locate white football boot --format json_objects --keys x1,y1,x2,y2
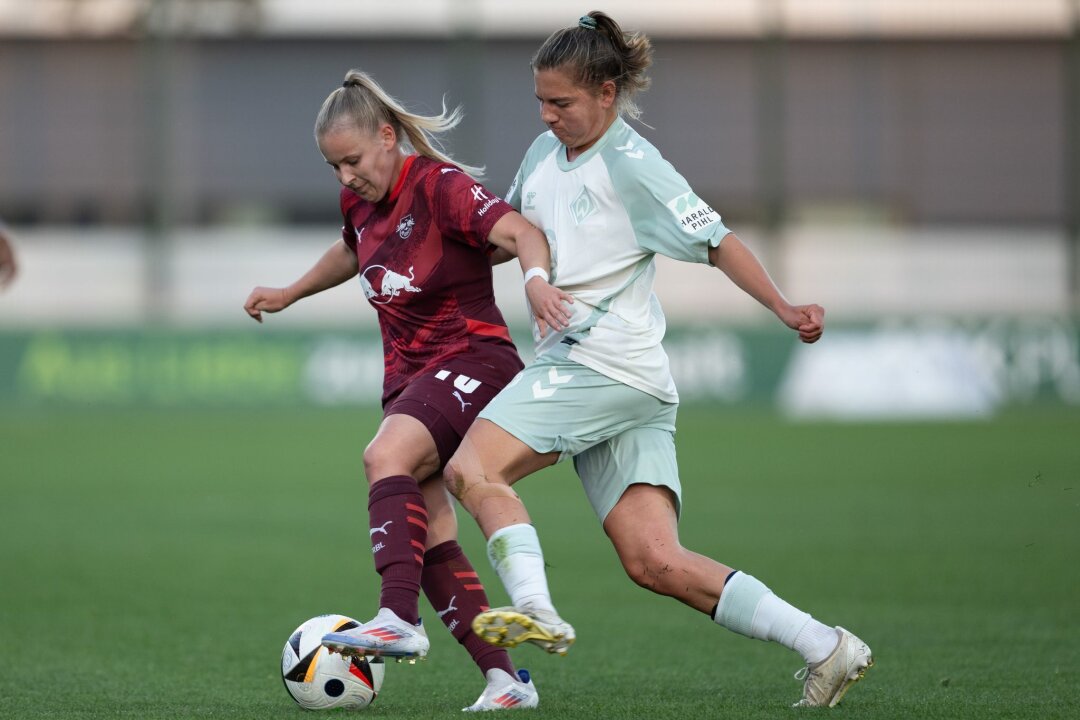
[
  {"x1": 792, "y1": 627, "x2": 873, "y2": 707},
  {"x1": 471, "y1": 606, "x2": 575, "y2": 656},
  {"x1": 321, "y1": 607, "x2": 429, "y2": 660},
  {"x1": 463, "y1": 668, "x2": 539, "y2": 712}
]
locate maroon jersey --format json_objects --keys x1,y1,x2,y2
[{"x1": 340, "y1": 155, "x2": 523, "y2": 405}]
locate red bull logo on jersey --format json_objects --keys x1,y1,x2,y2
[
  {"x1": 395, "y1": 214, "x2": 416, "y2": 238},
  {"x1": 667, "y1": 191, "x2": 719, "y2": 233},
  {"x1": 359, "y1": 264, "x2": 422, "y2": 304}
]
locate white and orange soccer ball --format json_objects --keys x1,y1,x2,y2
[{"x1": 281, "y1": 614, "x2": 386, "y2": 710}]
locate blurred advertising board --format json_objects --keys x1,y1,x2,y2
[{"x1": 1, "y1": 318, "x2": 1077, "y2": 418}]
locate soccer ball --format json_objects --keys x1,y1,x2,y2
[{"x1": 281, "y1": 614, "x2": 385, "y2": 710}]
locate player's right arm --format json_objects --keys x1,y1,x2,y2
[
  {"x1": 487, "y1": 211, "x2": 573, "y2": 337},
  {"x1": 244, "y1": 239, "x2": 358, "y2": 323},
  {"x1": 0, "y1": 221, "x2": 17, "y2": 290}
]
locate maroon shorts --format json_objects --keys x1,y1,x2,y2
[{"x1": 383, "y1": 363, "x2": 520, "y2": 467}]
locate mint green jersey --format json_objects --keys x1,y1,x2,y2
[{"x1": 506, "y1": 116, "x2": 730, "y2": 403}]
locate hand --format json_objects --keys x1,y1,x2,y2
[
  {"x1": 525, "y1": 277, "x2": 574, "y2": 338},
  {"x1": 244, "y1": 286, "x2": 291, "y2": 323},
  {"x1": 0, "y1": 232, "x2": 17, "y2": 290},
  {"x1": 779, "y1": 303, "x2": 825, "y2": 344}
]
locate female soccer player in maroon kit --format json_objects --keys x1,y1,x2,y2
[{"x1": 244, "y1": 69, "x2": 570, "y2": 712}]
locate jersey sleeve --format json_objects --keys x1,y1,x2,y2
[
  {"x1": 505, "y1": 163, "x2": 524, "y2": 211},
  {"x1": 430, "y1": 166, "x2": 514, "y2": 249},
  {"x1": 606, "y1": 148, "x2": 730, "y2": 265},
  {"x1": 505, "y1": 132, "x2": 559, "y2": 212}
]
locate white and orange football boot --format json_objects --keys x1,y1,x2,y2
[
  {"x1": 463, "y1": 668, "x2": 539, "y2": 712},
  {"x1": 321, "y1": 607, "x2": 429, "y2": 661}
]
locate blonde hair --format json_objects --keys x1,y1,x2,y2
[
  {"x1": 314, "y1": 69, "x2": 483, "y2": 178},
  {"x1": 532, "y1": 10, "x2": 653, "y2": 121}
]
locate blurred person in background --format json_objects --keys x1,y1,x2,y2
[
  {"x1": 0, "y1": 216, "x2": 17, "y2": 290},
  {"x1": 442, "y1": 10, "x2": 873, "y2": 709},
  {"x1": 243, "y1": 69, "x2": 570, "y2": 712}
]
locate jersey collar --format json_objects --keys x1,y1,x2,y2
[
  {"x1": 386, "y1": 154, "x2": 418, "y2": 203},
  {"x1": 556, "y1": 116, "x2": 624, "y2": 171}
]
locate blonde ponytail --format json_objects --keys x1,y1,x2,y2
[{"x1": 314, "y1": 69, "x2": 484, "y2": 179}]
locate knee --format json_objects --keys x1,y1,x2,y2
[
  {"x1": 443, "y1": 454, "x2": 518, "y2": 519},
  {"x1": 442, "y1": 456, "x2": 468, "y2": 502},
  {"x1": 361, "y1": 442, "x2": 387, "y2": 481},
  {"x1": 443, "y1": 448, "x2": 500, "y2": 500},
  {"x1": 363, "y1": 438, "x2": 420, "y2": 483},
  {"x1": 442, "y1": 455, "x2": 497, "y2": 504},
  {"x1": 620, "y1": 544, "x2": 682, "y2": 594}
]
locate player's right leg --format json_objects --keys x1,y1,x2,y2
[
  {"x1": 449, "y1": 357, "x2": 673, "y2": 656},
  {"x1": 322, "y1": 413, "x2": 440, "y2": 660},
  {"x1": 418, "y1": 478, "x2": 539, "y2": 708},
  {"x1": 443, "y1": 419, "x2": 574, "y2": 654},
  {"x1": 470, "y1": 603, "x2": 577, "y2": 656}
]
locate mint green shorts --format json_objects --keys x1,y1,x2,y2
[{"x1": 478, "y1": 357, "x2": 681, "y2": 523}]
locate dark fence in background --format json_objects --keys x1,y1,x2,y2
[{"x1": 0, "y1": 36, "x2": 1066, "y2": 227}]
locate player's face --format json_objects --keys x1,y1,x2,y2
[
  {"x1": 534, "y1": 67, "x2": 617, "y2": 159},
  {"x1": 318, "y1": 123, "x2": 403, "y2": 203}
]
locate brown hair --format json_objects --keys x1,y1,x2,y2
[
  {"x1": 314, "y1": 69, "x2": 483, "y2": 178},
  {"x1": 531, "y1": 10, "x2": 653, "y2": 121}
]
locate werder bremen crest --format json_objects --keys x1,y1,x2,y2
[{"x1": 570, "y1": 186, "x2": 598, "y2": 225}]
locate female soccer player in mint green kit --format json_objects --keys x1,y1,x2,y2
[{"x1": 443, "y1": 11, "x2": 873, "y2": 708}]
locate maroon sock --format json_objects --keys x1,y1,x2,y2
[
  {"x1": 422, "y1": 540, "x2": 516, "y2": 678},
  {"x1": 368, "y1": 475, "x2": 427, "y2": 625}
]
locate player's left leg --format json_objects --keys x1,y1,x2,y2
[
  {"x1": 601, "y1": 483, "x2": 729, "y2": 612},
  {"x1": 418, "y1": 478, "x2": 537, "y2": 711},
  {"x1": 591, "y1": 430, "x2": 872, "y2": 707},
  {"x1": 463, "y1": 668, "x2": 539, "y2": 712}
]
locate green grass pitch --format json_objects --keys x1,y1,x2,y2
[{"x1": 1, "y1": 407, "x2": 1078, "y2": 719}]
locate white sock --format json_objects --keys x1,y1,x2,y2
[
  {"x1": 713, "y1": 571, "x2": 838, "y2": 664},
  {"x1": 792, "y1": 618, "x2": 840, "y2": 665},
  {"x1": 486, "y1": 524, "x2": 556, "y2": 613}
]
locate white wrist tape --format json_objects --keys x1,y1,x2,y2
[{"x1": 523, "y1": 267, "x2": 549, "y2": 284}]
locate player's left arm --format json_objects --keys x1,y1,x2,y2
[
  {"x1": 708, "y1": 232, "x2": 824, "y2": 344},
  {"x1": 488, "y1": 211, "x2": 573, "y2": 336},
  {"x1": 488, "y1": 246, "x2": 516, "y2": 265}
]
